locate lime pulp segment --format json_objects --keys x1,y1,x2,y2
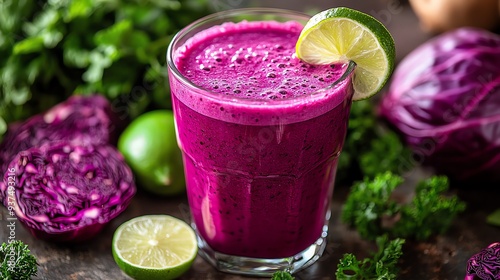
[{"x1": 296, "y1": 7, "x2": 396, "y2": 100}]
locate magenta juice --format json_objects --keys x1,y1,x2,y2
[{"x1": 169, "y1": 20, "x2": 354, "y2": 259}]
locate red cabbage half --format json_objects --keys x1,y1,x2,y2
[
  {"x1": 465, "y1": 242, "x2": 500, "y2": 280},
  {"x1": 380, "y1": 28, "x2": 500, "y2": 182},
  {"x1": 0, "y1": 143, "x2": 136, "y2": 242},
  {"x1": 0, "y1": 95, "x2": 120, "y2": 175}
]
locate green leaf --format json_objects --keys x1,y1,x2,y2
[
  {"x1": 336, "y1": 253, "x2": 362, "y2": 279},
  {"x1": 42, "y1": 30, "x2": 64, "y2": 48},
  {"x1": 93, "y1": 20, "x2": 133, "y2": 47},
  {"x1": 271, "y1": 271, "x2": 295, "y2": 280},
  {"x1": 360, "y1": 131, "x2": 413, "y2": 178},
  {"x1": 82, "y1": 50, "x2": 113, "y2": 82},
  {"x1": 116, "y1": 4, "x2": 170, "y2": 30},
  {"x1": 10, "y1": 87, "x2": 32, "y2": 105},
  {"x1": 395, "y1": 176, "x2": 466, "y2": 240},
  {"x1": 83, "y1": 63, "x2": 104, "y2": 83},
  {"x1": 74, "y1": 83, "x2": 99, "y2": 95},
  {"x1": 0, "y1": 240, "x2": 38, "y2": 279},
  {"x1": 13, "y1": 36, "x2": 44, "y2": 54},
  {"x1": 64, "y1": 47, "x2": 91, "y2": 68},
  {"x1": 0, "y1": 117, "x2": 6, "y2": 135},
  {"x1": 24, "y1": 8, "x2": 61, "y2": 36},
  {"x1": 336, "y1": 236, "x2": 405, "y2": 280},
  {"x1": 66, "y1": 0, "x2": 94, "y2": 21},
  {"x1": 342, "y1": 172, "x2": 466, "y2": 241},
  {"x1": 130, "y1": 30, "x2": 151, "y2": 52},
  {"x1": 341, "y1": 172, "x2": 403, "y2": 240},
  {"x1": 487, "y1": 209, "x2": 500, "y2": 227},
  {"x1": 26, "y1": 57, "x2": 44, "y2": 83},
  {"x1": 148, "y1": 0, "x2": 181, "y2": 10},
  {"x1": 0, "y1": 0, "x2": 36, "y2": 34},
  {"x1": 149, "y1": 14, "x2": 173, "y2": 36}
]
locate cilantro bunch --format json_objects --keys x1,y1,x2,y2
[{"x1": 0, "y1": 0, "x2": 212, "y2": 134}]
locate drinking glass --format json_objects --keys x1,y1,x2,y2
[{"x1": 167, "y1": 8, "x2": 356, "y2": 276}]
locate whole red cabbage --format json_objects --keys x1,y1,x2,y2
[
  {"x1": 465, "y1": 242, "x2": 500, "y2": 280},
  {"x1": 0, "y1": 95, "x2": 120, "y2": 175},
  {"x1": 0, "y1": 143, "x2": 136, "y2": 242},
  {"x1": 380, "y1": 28, "x2": 500, "y2": 182}
]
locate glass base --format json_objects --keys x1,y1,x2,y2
[{"x1": 195, "y1": 224, "x2": 328, "y2": 277}]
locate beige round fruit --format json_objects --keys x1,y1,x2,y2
[{"x1": 409, "y1": 0, "x2": 500, "y2": 33}]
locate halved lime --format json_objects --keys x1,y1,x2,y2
[
  {"x1": 112, "y1": 215, "x2": 198, "y2": 280},
  {"x1": 296, "y1": 7, "x2": 396, "y2": 100}
]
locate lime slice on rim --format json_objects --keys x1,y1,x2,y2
[
  {"x1": 296, "y1": 7, "x2": 396, "y2": 100},
  {"x1": 112, "y1": 215, "x2": 198, "y2": 280}
]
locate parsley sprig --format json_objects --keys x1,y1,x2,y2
[
  {"x1": 336, "y1": 235, "x2": 405, "y2": 280},
  {"x1": 271, "y1": 271, "x2": 295, "y2": 280},
  {"x1": 341, "y1": 172, "x2": 466, "y2": 241},
  {"x1": 0, "y1": 240, "x2": 38, "y2": 280}
]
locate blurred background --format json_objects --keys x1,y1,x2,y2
[
  {"x1": 0, "y1": 0, "x2": 425, "y2": 134},
  {"x1": 2, "y1": 0, "x2": 499, "y2": 132},
  {"x1": 209, "y1": 0, "x2": 426, "y2": 62}
]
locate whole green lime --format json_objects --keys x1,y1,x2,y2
[{"x1": 118, "y1": 110, "x2": 185, "y2": 196}]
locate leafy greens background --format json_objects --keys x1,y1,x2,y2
[{"x1": 0, "y1": 0, "x2": 212, "y2": 133}]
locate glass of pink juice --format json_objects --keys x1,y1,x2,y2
[{"x1": 167, "y1": 8, "x2": 355, "y2": 276}]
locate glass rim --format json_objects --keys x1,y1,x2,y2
[{"x1": 166, "y1": 7, "x2": 356, "y2": 105}]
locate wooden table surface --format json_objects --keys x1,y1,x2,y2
[{"x1": 1, "y1": 1, "x2": 499, "y2": 280}]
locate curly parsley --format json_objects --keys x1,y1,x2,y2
[
  {"x1": 336, "y1": 235, "x2": 405, "y2": 280},
  {"x1": 271, "y1": 271, "x2": 294, "y2": 280},
  {"x1": 0, "y1": 240, "x2": 38, "y2": 280},
  {"x1": 341, "y1": 172, "x2": 466, "y2": 241}
]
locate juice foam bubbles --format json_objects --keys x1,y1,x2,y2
[
  {"x1": 173, "y1": 20, "x2": 351, "y2": 125},
  {"x1": 169, "y1": 20, "x2": 354, "y2": 258}
]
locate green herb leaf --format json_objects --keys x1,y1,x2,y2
[
  {"x1": 66, "y1": 0, "x2": 94, "y2": 21},
  {"x1": 0, "y1": 240, "x2": 38, "y2": 280},
  {"x1": 271, "y1": 271, "x2": 295, "y2": 280},
  {"x1": 394, "y1": 176, "x2": 466, "y2": 240},
  {"x1": 0, "y1": 117, "x2": 6, "y2": 135},
  {"x1": 360, "y1": 131, "x2": 413, "y2": 177},
  {"x1": 341, "y1": 172, "x2": 466, "y2": 241},
  {"x1": 0, "y1": 0, "x2": 214, "y2": 134},
  {"x1": 341, "y1": 172, "x2": 402, "y2": 239},
  {"x1": 63, "y1": 40, "x2": 91, "y2": 68},
  {"x1": 336, "y1": 235, "x2": 405, "y2": 280},
  {"x1": 486, "y1": 208, "x2": 500, "y2": 227},
  {"x1": 13, "y1": 36, "x2": 45, "y2": 54},
  {"x1": 337, "y1": 100, "x2": 412, "y2": 182}
]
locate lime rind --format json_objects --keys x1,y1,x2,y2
[{"x1": 296, "y1": 7, "x2": 395, "y2": 100}]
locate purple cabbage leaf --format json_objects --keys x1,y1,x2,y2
[
  {"x1": 0, "y1": 95, "x2": 121, "y2": 175},
  {"x1": 0, "y1": 143, "x2": 136, "y2": 242},
  {"x1": 466, "y1": 242, "x2": 500, "y2": 280},
  {"x1": 380, "y1": 27, "x2": 500, "y2": 182}
]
